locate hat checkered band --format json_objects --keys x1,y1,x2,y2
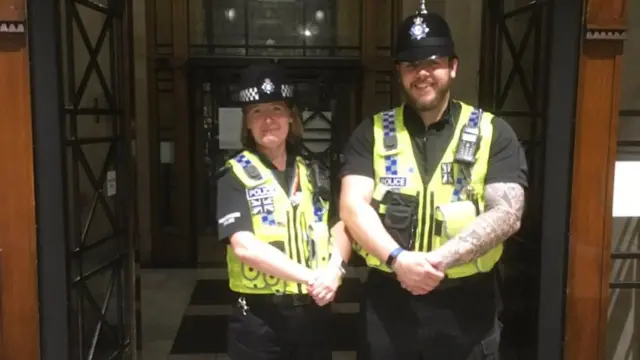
[
  {"x1": 238, "y1": 83, "x2": 295, "y2": 103},
  {"x1": 281, "y1": 84, "x2": 294, "y2": 98},
  {"x1": 239, "y1": 87, "x2": 260, "y2": 103}
]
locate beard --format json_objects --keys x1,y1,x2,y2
[{"x1": 402, "y1": 78, "x2": 452, "y2": 112}]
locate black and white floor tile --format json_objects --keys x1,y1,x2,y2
[{"x1": 140, "y1": 266, "x2": 366, "y2": 360}]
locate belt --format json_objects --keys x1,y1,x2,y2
[
  {"x1": 369, "y1": 268, "x2": 493, "y2": 291},
  {"x1": 239, "y1": 293, "x2": 313, "y2": 307}
]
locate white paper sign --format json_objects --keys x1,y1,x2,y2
[
  {"x1": 612, "y1": 161, "x2": 640, "y2": 217},
  {"x1": 219, "y1": 108, "x2": 243, "y2": 150},
  {"x1": 160, "y1": 141, "x2": 174, "y2": 164},
  {"x1": 106, "y1": 170, "x2": 117, "y2": 197}
]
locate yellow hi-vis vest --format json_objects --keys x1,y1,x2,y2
[
  {"x1": 355, "y1": 101, "x2": 503, "y2": 278},
  {"x1": 225, "y1": 150, "x2": 331, "y2": 294}
]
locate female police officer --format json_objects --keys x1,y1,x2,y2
[{"x1": 216, "y1": 62, "x2": 352, "y2": 360}]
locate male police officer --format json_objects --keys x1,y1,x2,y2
[{"x1": 339, "y1": 2, "x2": 528, "y2": 359}]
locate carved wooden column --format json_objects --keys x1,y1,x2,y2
[
  {"x1": 0, "y1": 1, "x2": 40, "y2": 359},
  {"x1": 564, "y1": 0, "x2": 628, "y2": 359}
]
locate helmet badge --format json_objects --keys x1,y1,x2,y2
[
  {"x1": 410, "y1": 16, "x2": 429, "y2": 41},
  {"x1": 261, "y1": 78, "x2": 275, "y2": 94}
]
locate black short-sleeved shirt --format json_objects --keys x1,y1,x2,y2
[
  {"x1": 340, "y1": 100, "x2": 529, "y2": 189},
  {"x1": 216, "y1": 150, "x2": 337, "y2": 243}
]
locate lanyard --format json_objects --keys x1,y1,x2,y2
[{"x1": 288, "y1": 162, "x2": 300, "y2": 200}]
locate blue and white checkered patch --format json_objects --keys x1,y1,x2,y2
[
  {"x1": 381, "y1": 110, "x2": 398, "y2": 176},
  {"x1": 235, "y1": 153, "x2": 253, "y2": 168},
  {"x1": 260, "y1": 213, "x2": 277, "y2": 226}
]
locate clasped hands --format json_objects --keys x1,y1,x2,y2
[
  {"x1": 392, "y1": 251, "x2": 446, "y2": 295},
  {"x1": 306, "y1": 265, "x2": 343, "y2": 307}
]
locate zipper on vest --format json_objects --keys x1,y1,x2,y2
[
  {"x1": 417, "y1": 189, "x2": 428, "y2": 251},
  {"x1": 426, "y1": 191, "x2": 435, "y2": 252},
  {"x1": 291, "y1": 205, "x2": 303, "y2": 293},
  {"x1": 286, "y1": 209, "x2": 301, "y2": 293}
]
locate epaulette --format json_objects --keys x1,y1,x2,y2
[
  {"x1": 214, "y1": 149, "x2": 246, "y2": 180},
  {"x1": 214, "y1": 164, "x2": 231, "y2": 181}
]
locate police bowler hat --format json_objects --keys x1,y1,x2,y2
[
  {"x1": 394, "y1": 9, "x2": 456, "y2": 63},
  {"x1": 237, "y1": 63, "x2": 295, "y2": 105}
]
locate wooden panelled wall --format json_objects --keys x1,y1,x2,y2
[
  {"x1": 143, "y1": 0, "x2": 402, "y2": 266},
  {"x1": 0, "y1": 0, "x2": 40, "y2": 359},
  {"x1": 565, "y1": 0, "x2": 628, "y2": 359}
]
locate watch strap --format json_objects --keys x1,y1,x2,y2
[{"x1": 385, "y1": 247, "x2": 404, "y2": 268}]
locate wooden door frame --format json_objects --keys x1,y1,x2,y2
[
  {"x1": 475, "y1": 0, "x2": 628, "y2": 358},
  {"x1": 27, "y1": 0, "x2": 139, "y2": 357},
  {"x1": 25, "y1": 0, "x2": 71, "y2": 359},
  {"x1": 0, "y1": 0, "x2": 40, "y2": 359},
  {"x1": 564, "y1": 0, "x2": 628, "y2": 359}
]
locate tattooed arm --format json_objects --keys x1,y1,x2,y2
[{"x1": 431, "y1": 182, "x2": 526, "y2": 269}]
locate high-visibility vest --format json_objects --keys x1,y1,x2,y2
[
  {"x1": 354, "y1": 101, "x2": 503, "y2": 278},
  {"x1": 226, "y1": 151, "x2": 331, "y2": 294}
]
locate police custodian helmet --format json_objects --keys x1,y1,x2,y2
[
  {"x1": 237, "y1": 63, "x2": 296, "y2": 105},
  {"x1": 394, "y1": 0, "x2": 456, "y2": 62}
]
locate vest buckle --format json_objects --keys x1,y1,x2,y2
[
  {"x1": 244, "y1": 165, "x2": 262, "y2": 180},
  {"x1": 383, "y1": 135, "x2": 398, "y2": 150}
]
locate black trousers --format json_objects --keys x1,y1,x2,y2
[
  {"x1": 359, "y1": 270, "x2": 502, "y2": 360},
  {"x1": 227, "y1": 294, "x2": 332, "y2": 360}
]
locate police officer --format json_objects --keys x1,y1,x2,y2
[
  {"x1": 216, "y1": 62, "x2": 352, "y2": 360},
  {"x1": 339, "y1": 2, "x2": 528, "y2": 359}
]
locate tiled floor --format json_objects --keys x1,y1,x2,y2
[
  {"x1": 139, "y1": 269, "x2": 199, "y2": 360},
  {"x1": 139, "y1": 267, "x2": 364, "y2": 360},
  {"x1": 138, "y1": 267, "x2": 530, "y2": 360},
  {"x1": 164, "y1": 353, "x2": 357, "y2": 360}
]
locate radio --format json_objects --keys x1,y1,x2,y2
[
  {"x1": 454, "y1": 124, "x2": 481, "y2": 165},
  {"x1": 309, "y1": 161, "x2": 331, "y2": 201}
]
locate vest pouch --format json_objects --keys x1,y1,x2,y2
[
  {"x1": 308, "y1": 161, "x2": 331, "y2": 201},
  {"x1": 380, "y1": 191, "x2": 419, "y2": 250},
  {"x1": 306, "y1": 222, "x2": 330, "y2": 268},
  {"x1": 433, "y1": 201, "x2": 477, "y2": 245}
]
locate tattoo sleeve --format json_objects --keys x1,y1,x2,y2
[{"x1": 435, "y1": 182, "x2": 526, "y2": 269}]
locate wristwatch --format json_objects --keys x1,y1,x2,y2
[{"x1": 385, "y1": 247, "x2": 404, "y2": 268}]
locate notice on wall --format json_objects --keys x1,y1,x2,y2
[
  {"x1": 106, "y1": 170, "x2": 117, "y2": 197},
  {"x1": 219, "y1": 107, "x2": 243, "y2": 150},
  {"x1": 612, "y1": 161, "x2": 640, "y2": 217},
  {"x1": 160, "y1": 141, "x2": 174, "y2": 164}
]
